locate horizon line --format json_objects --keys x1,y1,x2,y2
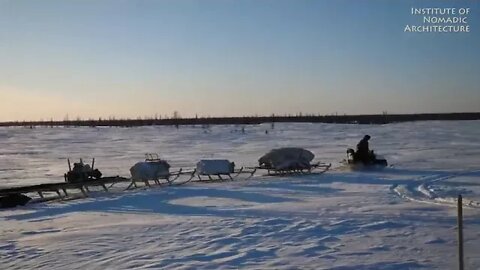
[
  {"x1": 1, "y1": 110, "x2": 480, "y2": 123},
  {"x1": 1, "y1": 112, "x2": 479, "y2": 127}
]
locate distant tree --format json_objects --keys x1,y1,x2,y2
[
  {"x1": 173, "y1": 111, "x2": 181, "y2": 119},
  {"x1": 382, "y1": 111, "x2": 389, "y2": 124}
]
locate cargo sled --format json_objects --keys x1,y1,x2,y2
[
  {"x1": 252, "y1": 148, "x2": 331, "y2": 175},
  {"x1": 193, "y1": 159, "x2": 256, "y2": 181},
  {"x1": 0, "y1": 159, "x2": 129, "y2": 207},
  {"x1": 65, "y1": 158, "x2": 102, "y2": 183},
  {"x1": 127, "y1": 154, "x2": 195, "y2": 189},
  {"x1": 64, "y1": 158, "x2": 129, "y2": 193}
]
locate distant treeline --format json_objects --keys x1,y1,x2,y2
[{"x1": 1, "y1": 112, "x2": 479, "y2": 127}]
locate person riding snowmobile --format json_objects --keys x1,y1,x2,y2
[{"x1": 356, "y1": 135, "x2": 374, "y2": 164}]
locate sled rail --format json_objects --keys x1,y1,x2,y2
[
  {"x1": 249, "y1": 162, "x2": 331, "y2": 176},
  {"x1": 191, "y1": 166, "x2": 257, "y2": 182},
  {"x1": 0, "y1": 176, "x2": 130, "y2": 200},
  {"x1": 126, "y1": 168, "x2": 197, "y2": 189}
]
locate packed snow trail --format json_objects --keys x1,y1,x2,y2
[{"x1": 391, "y1": 169, "x2": 480, "y2": 208}]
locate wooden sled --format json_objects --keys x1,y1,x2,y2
[
  {"x1": 250, "y1": 162, "x2": 331, "y2": 176},
  {"x1": 192, "y1": 167, "x2": 257, "y2": 182},
  {"x1": 126, "y1": 154, "x2": 196, "y2": 189},
  {"x1": 181, "y1": 159, "x2": 257, "y2": 184},
  {"x1": 0, "y1": 176, "x2": 130, "y2": 204},
  {"x1": 126, "y1": 168, "x2": 196, "y2": 190}
]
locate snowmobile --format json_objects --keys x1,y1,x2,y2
[{"x1": 344, "y1": 148, "x2": 388, "y2": 170}]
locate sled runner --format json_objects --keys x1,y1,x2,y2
[
  {"x1": 0, "y1": 175, "x2": 130, "y2": 207},
  {"x1": 253, "y1": 162, "x2": 331, "y2": 176}
]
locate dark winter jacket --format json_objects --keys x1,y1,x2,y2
[{"x1": 356, "y1": 138, "x2": 370, "y2": 155}]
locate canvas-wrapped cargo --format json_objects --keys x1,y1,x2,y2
[
  {"x1": 196, "y1": 160, "x2": 235, "y2": 175},
  {"x1": 130, "y1": 160, "x2": 171, "y2": 181},
  {"x1": 258, "y1": 147, "x2": 315, "y2": 170}
]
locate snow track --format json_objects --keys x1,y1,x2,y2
[
  {"x1": 391, "y1": 170, "x2": 480, "y2": 208},
  {"x1": 0, "y1": 176, "x2": 460, "y2": 269}
]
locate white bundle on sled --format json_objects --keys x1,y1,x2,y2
[
  {"x1": 130, "y1": 160, "x2": 171, "y2": 181},
  {"x1": 259, "y1": 147, "x2": 315, "y2": 170},
  {"x1": 196, "y1": 159, "x2": 235, "y2": 175}
]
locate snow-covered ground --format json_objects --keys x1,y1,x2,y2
[{"x1": 1, "y1": 121, "x2": 480, "y2": 269}]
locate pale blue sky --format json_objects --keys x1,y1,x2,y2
[{"x1": 1, "y1": 0, "x2": 479, "y2": 121}]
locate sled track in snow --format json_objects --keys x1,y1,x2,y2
[{"x1": 391, "y1": 170, "x2": 480, "y2": 208}]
